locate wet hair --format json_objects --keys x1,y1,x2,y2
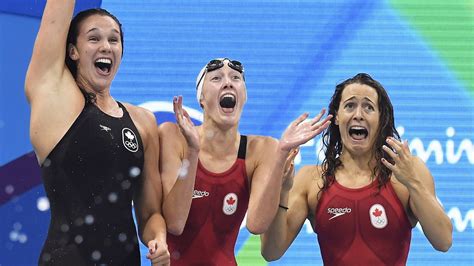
[
  {"x1": 320, "y1": 73, "x2": 400, "y2": 192},
  {"x1": 65, "y1": 8, "x2": 124, "y2": 102}
]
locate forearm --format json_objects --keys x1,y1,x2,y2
[
  {"x1": 247, "y1": 148, "x2": 288, "y2": 234},
  {"x1": 261, "y1": 190, "x2": 290, "y2": 261},
  {"x1": 162, "y1": 149, "x2": 199, "y2": 235},
  {"x1": 141, "y1": 212, "x2": 167, "y2": 245},
  {"x1": 408, "y1": 182, "x2": 452, "y2": 251}
]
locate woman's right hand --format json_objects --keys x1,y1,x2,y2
[{"x1": 173, "y1": 96, "x2": 200, "y2": 152}]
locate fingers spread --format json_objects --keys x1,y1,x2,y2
[
  {"x1": 293, "y1": 113, "x2": 309, "y2": 127},
  {"x1": 310, "y1": 108, "x2": 326, "y2": 125}
]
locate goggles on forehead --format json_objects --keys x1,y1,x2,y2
[{"x1": 196, "y1": 58, "x2": 244, "y2": 90}]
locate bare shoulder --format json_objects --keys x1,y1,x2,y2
[
  {"x1": 123, "y1": 103, "x2": 156, "y2": 128},
  {"x1": 158, "y1": 121, "x2": 181, "y2": 137},
  {"x1": 247, "y1": 135, "x2": 278, "y2": 152},
  {"x1": 295, "y1": 165, "x2": 323, "y2": 187}
]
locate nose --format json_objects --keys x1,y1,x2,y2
[
  {"x1": 223, "y1": 76, "x2": 233, "y2": 88},
  {"x1": 99, "y1": 40, "x2": 111, "y2": 53},
  {"x1": 353, "y1": 106, "x2": 364, "y2": 121}
]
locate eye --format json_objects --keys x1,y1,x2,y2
[
  {"x1": 344, "y1": 102, "x2": 354, "y2": 109},
  {"x1": 89, "y1": 36, "x2": 99, "y2": 42},
  {"x1": 109, "y1": 37, "x2": 119, "y2": 43},
  {"x1": 232, "y1": 75, "x2": 241, "y2": 80},
  {"x1": 364, "y1": 103, "x2": 375, "y2": 111},
  {"x1": 210, "y1": 76, "x2": 221, "y2": 81}
]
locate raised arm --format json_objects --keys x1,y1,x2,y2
[
  {"x1": 382, "y1": 138, "x2": 452, "y2": 251},
  {"x1": 260, "y1": 165, "x2": 315, "y2": 261},
  {"x1": 159, "y1": 96, "x2": 200, "y2": 235},
  {"x1": 133, "y1": 109, "x2": 170, "y2": 265},
  {"x1": 25, "y1": 0, "x2": 74, "y2": 95},
  {"x1": 246, "y1": 111, "x2": 332, "y2": 234},
  {"x1": 25, "y1": 0, "x2": 85, "y2": 164}
]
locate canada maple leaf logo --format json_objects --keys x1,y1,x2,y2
[
  {"x1": 125, "y1": 131, "x2": 135, "y2": 140},
  {"x1": 226, "y1": 197, "x2": 236, "y2": 205},
  {"x1": 372, "y1": 208, "x2": 383, "y2": 217}
]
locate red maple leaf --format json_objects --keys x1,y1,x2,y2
[
  {"x1": 372, "y1": 208, "x2": 382, "y2": 217},
  {"x1": 226, "y1": 197, "x2": 236, "y2": 205}
]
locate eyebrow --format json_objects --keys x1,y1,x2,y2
[
  {"x1": 86, "y1": 28, "x2": 120, "y2": 35},
  {"x1": 342, "y1": 96, "x2": 376, "y2": 105}
]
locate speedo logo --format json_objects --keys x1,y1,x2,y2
[
  {"x1": 327, "y1": 207, "x2": 352, "y2": 220},
  {"x1": 192, "y1": 190, "x2": 210, "y2": 199}
]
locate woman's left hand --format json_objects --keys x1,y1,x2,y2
[
  {"x1": 146, "y1": 239, "x2": 170, "y2": 265},
  {"x1": 381, "y1": 137, "x2": 416, "y2": 187}
]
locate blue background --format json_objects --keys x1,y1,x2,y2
[{"x1": 0, "y1": 0, "x2": 472, "y2": 265}]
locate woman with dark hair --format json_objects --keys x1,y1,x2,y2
[
  {"x1": 25, "y1": 1, "x2": 169, "y2": 265},
  {"x1": 261, "y1": 73, "x2": 452, "y2": 265}
]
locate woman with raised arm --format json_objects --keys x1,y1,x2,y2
[
  {"x1": 25, "y1": 1, "x2": 169, "y2": 265},
  {"x1": 261, "y1": 73, "x2": 452, "y2": 265}
]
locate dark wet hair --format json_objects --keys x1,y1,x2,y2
[
  {"x1": 320, "y1": 73, "x2": 400, "y2": 192},
  {"x1": 65, "y1": 8, "x2": 124, "y2": 102}
]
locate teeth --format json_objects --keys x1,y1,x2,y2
[
  {"x1": 350, "y1": 126, "x2": 366, "y2": 130},
  {"x1": 96, "y1": 58, "x2": 111, "y2": 64},
  {"x1": 221, "y1": 93, "x2": 235, "y2": 100}
]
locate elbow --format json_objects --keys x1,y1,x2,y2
[
  {"x1": 433, "y1": 223, "x2": 453, "y2": 252},
  {"x1": 246, "y1": 222, "x2": 268, "y2": 235},
  {"x1": 166, "y1": 221, "x2": 185, "y2": 236},
  {"x1": 261, "y1": 244, "x2": 284, "y2": 262},
  {"x1": 261, "y1": 251, "x2": 282, "y2": 262},
  {"x1": 434, "y1": 238, "x2": 452, "y2": 252},
  {"x1": 246, "y1": 214, "x2": 270, "y2": 235}
]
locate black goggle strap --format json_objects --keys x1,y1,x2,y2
[
  {"x1": 207, "y1": 58, "x2": 244, "y2": 73},
  {"x1": 196, "y1": 59, "x2": 245, "y2": 90}
]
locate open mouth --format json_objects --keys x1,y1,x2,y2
[
  {"x1": 349, "y1": 126, "x2": 368, "y2": 140},
  {"x1": 219, "y1": 93, "x2": 236, "y2": 113},
  {"x1": 95, "y1": 58, "x2": 112, "y2": 75}
]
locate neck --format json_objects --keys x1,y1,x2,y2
[
  {"x1": 339, "y1": 149, "x2": 376, "y2": 177},
  {"x1": 198, "y1": 122, "x2": 240, "y2": 157},
  {"x1": 77, "y1": 78, "x2": 116, "y2": 107}
]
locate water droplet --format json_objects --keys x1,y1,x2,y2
[
  {"x1": 206, "y1": 130, "x2": 214, "y2": 140},
  {"x1": 129, "y1": 167, "x2": 141, "y2": 178},
  {"x1": 5, "y1": 185, "x2": 14, "y2": 195},
  {"x1": 42, "y1": 253, "x2": 51, "y2": 262},
  {"x1": 13, "y1": 222, "x2": 22, "y2": 231},
  {"x1": 9, "y1": 231, "x2": 19, "y2": 241},
  {"x1": 37, "y1": 197, "x2": 50, "y2": 212},
  {"x1": 108, "y1": 193, "x2": 118, "y2": 203},
  {"x1": 74, "y1": 235, "x2": 83, "y2": 244},
  {"x1": 60, "y1": 224, "x2": 70, "y2": 232},
  {"x1": 85, "y1": 215, "x2": 94, "y2": 225},
  {"x1": 18, "y1": 234, "x2": 28, "y2": 243},
  {"x1": 121, "y1": 180, "x2": 131, "y2": 190},
  {"x1": 91, "y1": 250, "x2": 101, "y2": 261},
  {"x1": 118, "y1": 233, "x2": 127, "y2": 242},
  {"x1": 178, "y1": 159, "x2": 190, "y2": 179},
  {"x1": 43, "y1": 158, "x2": 51, "y2": 167}
]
